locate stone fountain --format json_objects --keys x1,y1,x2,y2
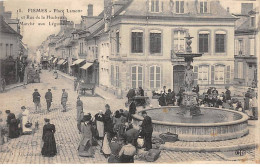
[{"x1": 176, "y1": 34, "x2": 202, "y2": 117}]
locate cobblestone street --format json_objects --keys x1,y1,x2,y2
[{"x1": 0, "y1": 70, "x2": 258, "y2": 163}]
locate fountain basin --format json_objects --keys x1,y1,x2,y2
[{"x1": 132, "y1": 106, "x2": 249, "y2": 142}]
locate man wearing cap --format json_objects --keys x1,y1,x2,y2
[
  {"x1": 140, "y1": 111, "x2": 153, "y2": 151},
  {"x1": 45, "y1": 89, "x2": 53, "y2": 112},
  {"x1": 33, "y1": 89, "x2": 41, "y2": 113},
  {"x1": 61, "y1": 89, "x2": 68, "y2": 112},
  {"x1": 76, "y1": 96, "x2": 84, "y2": 132}
]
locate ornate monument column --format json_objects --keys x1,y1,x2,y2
[{"x1": 176, "y1": 34, "x2": 202, "y2": 116}]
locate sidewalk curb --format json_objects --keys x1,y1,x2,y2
[
  {"x1": 1, "y1": 83, "x2": 24, "y2": 93},
  {"x1": 56, "y1": 71, "x2": 109, "y2": 100}
]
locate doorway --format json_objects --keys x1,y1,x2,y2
[{"x1": 173, "y1": 65, "x2": 185, "y2": 93}]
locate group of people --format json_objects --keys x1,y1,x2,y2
[
  {"x1": 75, "y1": 100, "x2": 153, "y2": 163},
  {"x1": 0, "y1": 106, "x2": 33, "y2": 145},
  {"x1": 32, "y1": 88, "x2": 68, "y2": 113}
]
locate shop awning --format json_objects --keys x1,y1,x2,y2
[
  {"x1": 71, "y1": 59, "x2": 85, "y2": 66},
  {"x1": 62, "y1": 61, "x2": 68, "y2": 65},
  {"x1": 52, "y1": 58, "x2": 58, "y2": 63},
  {"x1": 80, "y1": 62, "x2": 93, "y2": 70},
  {"x1": 57, "y1": 59, "x2": 65, "y2": 65}
]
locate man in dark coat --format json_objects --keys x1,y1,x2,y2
[
  {"x1": 166, "y1": 89, "x2": 175, "y2": 106},
  {"x1": 225, "y1": 88, "x2": 231, "y2": 101},
  {"x1": 140, "y1": 111, "x2": 153, "y2": 151},
  {"x1": 129, "y1": 101, "x2": 136, "y2": 122},
  {"x1": 126, "y1": 88, "x2": 136, "y2": 103},
  {"x1": 45, "y1": 89, "x2": 52, "y2": 112},
  {"x1": 33, "y1": 89, "x2": 41, "y2": 113}
]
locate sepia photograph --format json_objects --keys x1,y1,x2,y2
[{"x1": 0, "y1": 0, "x2": 259, "y2": 164}]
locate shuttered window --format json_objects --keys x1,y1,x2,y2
[
  {"x1": 111, "y1": 65, "x2": 114, "y2": 86},
  {"x1": 199, "y1": 32, "x2": 209, "y2": 53},
  {"x1": 132, "y1": 31, "x2": 143, "y2": 53},
  {"x1": 116, "y1": 66, "x2": 119, "y2": 87},
  {"x1": 116, "y1": 31, "x2": 120, "y2": 53},
  {"x1": 198, "y1": 65, "x2": 209, "y2": 85},
  {"x1": 215, "y1": 34, "x2": 225, "y2": 53},
  {"x1": 250, "y1": 38, "x2": 255, "y2": 56},
  {"x1": 214, "y1": 65, "x2": 225, "y2": 84},
  {"x1": 132, "y1": 66, "x2": 143, "y2": 89},
  {"x1": 150, "y1": 31, "x2": 161, "y2": 54},
  {"x1": 150, "y1": 65, "x2": 161, "y2": 89},
  {"x1": 226, "y1": 65, "x2": 231, "y2": 84}
]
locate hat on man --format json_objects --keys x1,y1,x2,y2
[
  {"x1": 5, "y1": 110, "x2": 10, "y2": 114},
  {"x1": 44, "y1": 118, "x2": 50, "y2": 122},
  {"x1": 34, "y1": 89, "x2": 38, "y2": 91},
  {"x1": 48, "y1": 89, "x2": 51, "y2": 91},
  {"x1": 21, "y1": 106, "x2": 26, "y2": 109}
]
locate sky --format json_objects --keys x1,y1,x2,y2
[{"x1": 2, "y1": 0, "x2": 259, "y2": 50}]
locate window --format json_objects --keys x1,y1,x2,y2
[
  {"x1": 116, "y1": 31, "x2": 120, "y2": 53},
  {"x1": 6, "y1": 44, "x2": 8, "y2": 57},
  {"x1": 198, "y1": 65, "x2": 209, "y2": 85},
  {"x1": 214, "y1": 65, "x2": 225, "y2": 84},
  {"x1": 199, "y1": 31, "x2": 209, "y2": 53},
  {"x1": 215, "y1": 31, "x2": 226, "y2": 53},
  {"x1": 176, "y1": 1, "x2": 184, "y2": 13},
  {"x1": 10, "y1": 44, "x2": 13, "y2": 56},
  {"x1": 237, "y1": 62, "x2": 243, "y2": 79},
  {"x1": 173, "y1": 30, "x2": 185, "y2": 53},
  {"x1": 95, "y1": 46, "x2": 98, "y2": 59},
  {"x1": 250, "y1": 39, "x2": 255, "y2": 56},
  {"x1": 116, "y1": 66, "x2": 119, "y2": 87},
  {"x1": 131, "y1": 30, "x2": 143, "y2": 53},
  {"x1": 199, "y1": 1, "x2": 208, "y2": 13},
  {"x1": 150, "y1": 65, "x2": 161, "y2": 89},
  {"x1": 238, "y1": 39, "x2": 243, "y2": 55},
  {"x1": 150, "y1": 30, "x2": 161, "y2": 54},
  {"x1": 111, "y1": 65, "x2": 114, "y2": 86},
  {"x1": 251, "y1": 17, "x2": 255, "y2": 27},
  {"x1": 150, "y1": 0, "x2": 163, "y2": 13},
  {"x1": 132, "y1": 66, "x2": 143, "y2": 89}
]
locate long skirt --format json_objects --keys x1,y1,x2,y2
[
  {"x1": 78, "y1": 137, "x2": 94, "y2": 157},
  {"x1": 102, "y1": 133, "x2": 111, "y2": 155},
  {"x1": 96, "y1": 121, "x2": 104, "y2": 138},
  {"x1": 41, "y1": 133, "x2": 57, "y2": 157}
]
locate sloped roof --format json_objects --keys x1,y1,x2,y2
[
  {"x1": 119, "y1": 0, "x2": 236, "y2": 19},
  {"x1": 0, "y1": 15, "x2": 22, "y2": 38}
]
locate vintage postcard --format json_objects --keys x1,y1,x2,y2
[{"x1": 0, "y1": 0, "x2": 259, "y2": 164}]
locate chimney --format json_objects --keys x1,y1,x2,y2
[
  {"x1": 241, "y1": 3, "x2": 253, "y2": 15},
  {"x1": 88, "y1": 4, "x2": 93, "y2": 16},
  {"x1": 227, "y1": 7, "x2": 229, "y2": 13}
]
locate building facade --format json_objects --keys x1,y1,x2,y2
[
  {"x1": 234, "y1": 4, "x2": 259, "y2": 88},
  {"x1": 103, "y1": 0, "x2": 236, "y2": 95}
]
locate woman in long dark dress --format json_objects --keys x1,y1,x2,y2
[
  {"x1": 41, "y1": 118, "x2": 57, "y2": 157},
  {"x1": 7, "y1": 111, "x2": 20, "y2": 139}
]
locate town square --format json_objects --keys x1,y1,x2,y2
[{"x1": 0, "y1": 0, "x2": 259, "y2": 164}]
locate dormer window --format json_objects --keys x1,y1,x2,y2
[
  {"x1": 176, "y1": 1, "x2": 184, "y2": 14},
  {"x1": 199, "y1": 0, "x2": 210, "y2": 13},
  {"x1": 149, "y1": 0, "x2": 163, "y2": 13}
]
